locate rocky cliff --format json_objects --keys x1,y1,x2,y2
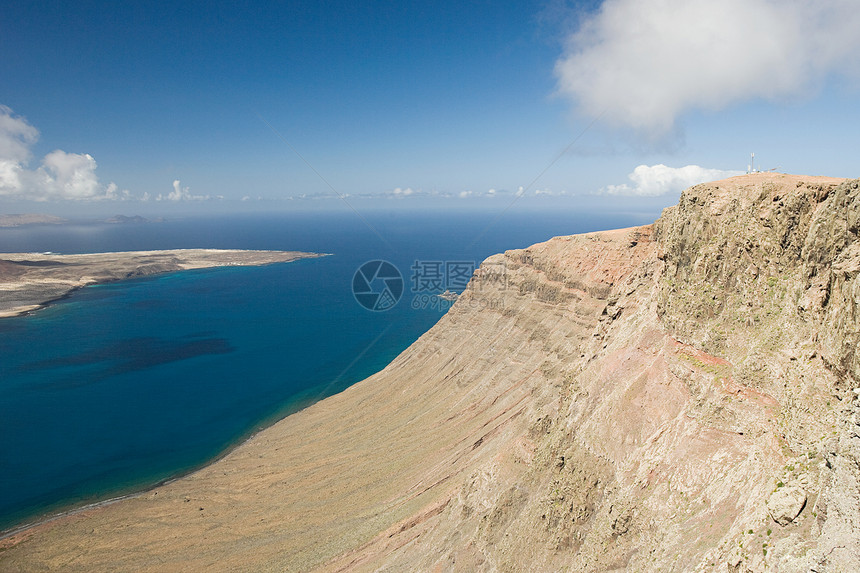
[{"x1": 1, "y1": 173, "x2": 858, "y2": 572}]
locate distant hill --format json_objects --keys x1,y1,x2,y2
[
  {"x1": 0, "y1": 214, "x2": 65, "y2": 227},
  {"x1": 104, "y1": 214, "x2": 159, "y2": 224}
]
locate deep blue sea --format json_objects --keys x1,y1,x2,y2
[{"x1": 0, "y1": 208, "x2": 655, "y2": 532}]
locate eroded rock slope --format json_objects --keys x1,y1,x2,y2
[{"x1": 325, "y1": 173, "x2": 860, "y2": 572}]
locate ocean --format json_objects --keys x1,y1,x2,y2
[{"x1": 0, "y1": 208, "x2": 656, "y2": 532}]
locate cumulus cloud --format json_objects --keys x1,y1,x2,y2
[
  {"x1": 155, "y1": 179, "x2": 210, "y2": 202},
  {"x1": 0, "y1": 105, "x2": 126, "y2": 201},
  {"x1": 603, "y1": 164, "x2": 743, "y2": 196},
  {"x1": 555, "y1": 0, "x2": 860, "y2": 134},
  {"x1": 0, "y1": 106, "x2": 38, "y2": 163}
]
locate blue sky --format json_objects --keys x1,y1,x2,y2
[{"x1": 1, "y1": 0, "x2": 858, "y2": 214}]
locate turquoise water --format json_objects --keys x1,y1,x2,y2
[{"x1": 0, "y1": 209, "x2": 656, "y2": 532}]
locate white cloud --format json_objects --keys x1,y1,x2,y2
[
  {"x1": 0, "y1": 105, "x2": 126, "y2": 201},
  {"x1": 156, "y1": 179, "x2": 209, "y2": 201},
  {"x1": 603, "y1": 164, "x2": 743, "y2": 196},
  {"x1": 0, "y1": 159, "x2": 25, "y2": 195},
  {"x1": 293, "y1": 186, "x2": 573, "y2": 202},
  {"x1": 38, "y1": 150, "x2": 102, "y2": 199},
  {"x1": 555, "y1": 0, "x2": 860, "y2": 135},
  {"x1": 0, "y1": 105, "x2": 38, "y2": 164}
]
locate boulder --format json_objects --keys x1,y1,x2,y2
[{"x1": 767, "y1": 486, "x2": 807, "y2": 526}]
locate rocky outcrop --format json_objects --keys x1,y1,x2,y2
[
  {"x1": 768, "y1": 487, "x2": 807, "y2": 526},
  {"x1": 1, "y1": 173, "x2": 858, "y2": 572},
  {"x1": 340, "y1": 174, "x2": 860, "y2": 573}
]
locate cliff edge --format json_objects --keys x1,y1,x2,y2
[{"x1": 1, "y1": 173, "x2": 858, "y2": 572}]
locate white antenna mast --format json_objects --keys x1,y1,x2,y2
[{"x1": 749, "y1": 152, "x2": 755, "y2": 174}]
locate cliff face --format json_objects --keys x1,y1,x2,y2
[
  {"x1": 345, "y1": 173, "x2": 860, "y2": 573},
  {"x1": 1, "y1": 174, "x2": 858, "y2": 572}
]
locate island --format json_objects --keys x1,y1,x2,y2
[
  {"x1": 0, "y1": 213, "x2": 66, "y2": 227},
  {"x1": 0, "y1": 249, "x2": 326, "y2": 318}
]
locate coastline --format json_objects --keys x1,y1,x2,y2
[
  {"x1": 0, "y1": 222, "x2": 640, "y2": 570},
  {"x1": 0, "y1": 248, "x2": 331, "y2": 535},
  {"x1": 0, "y1": 249, "x2": 328, "y2": 319},
  {"x1": 0, "y1": 372, "x2": 332, "y2": 541}
]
